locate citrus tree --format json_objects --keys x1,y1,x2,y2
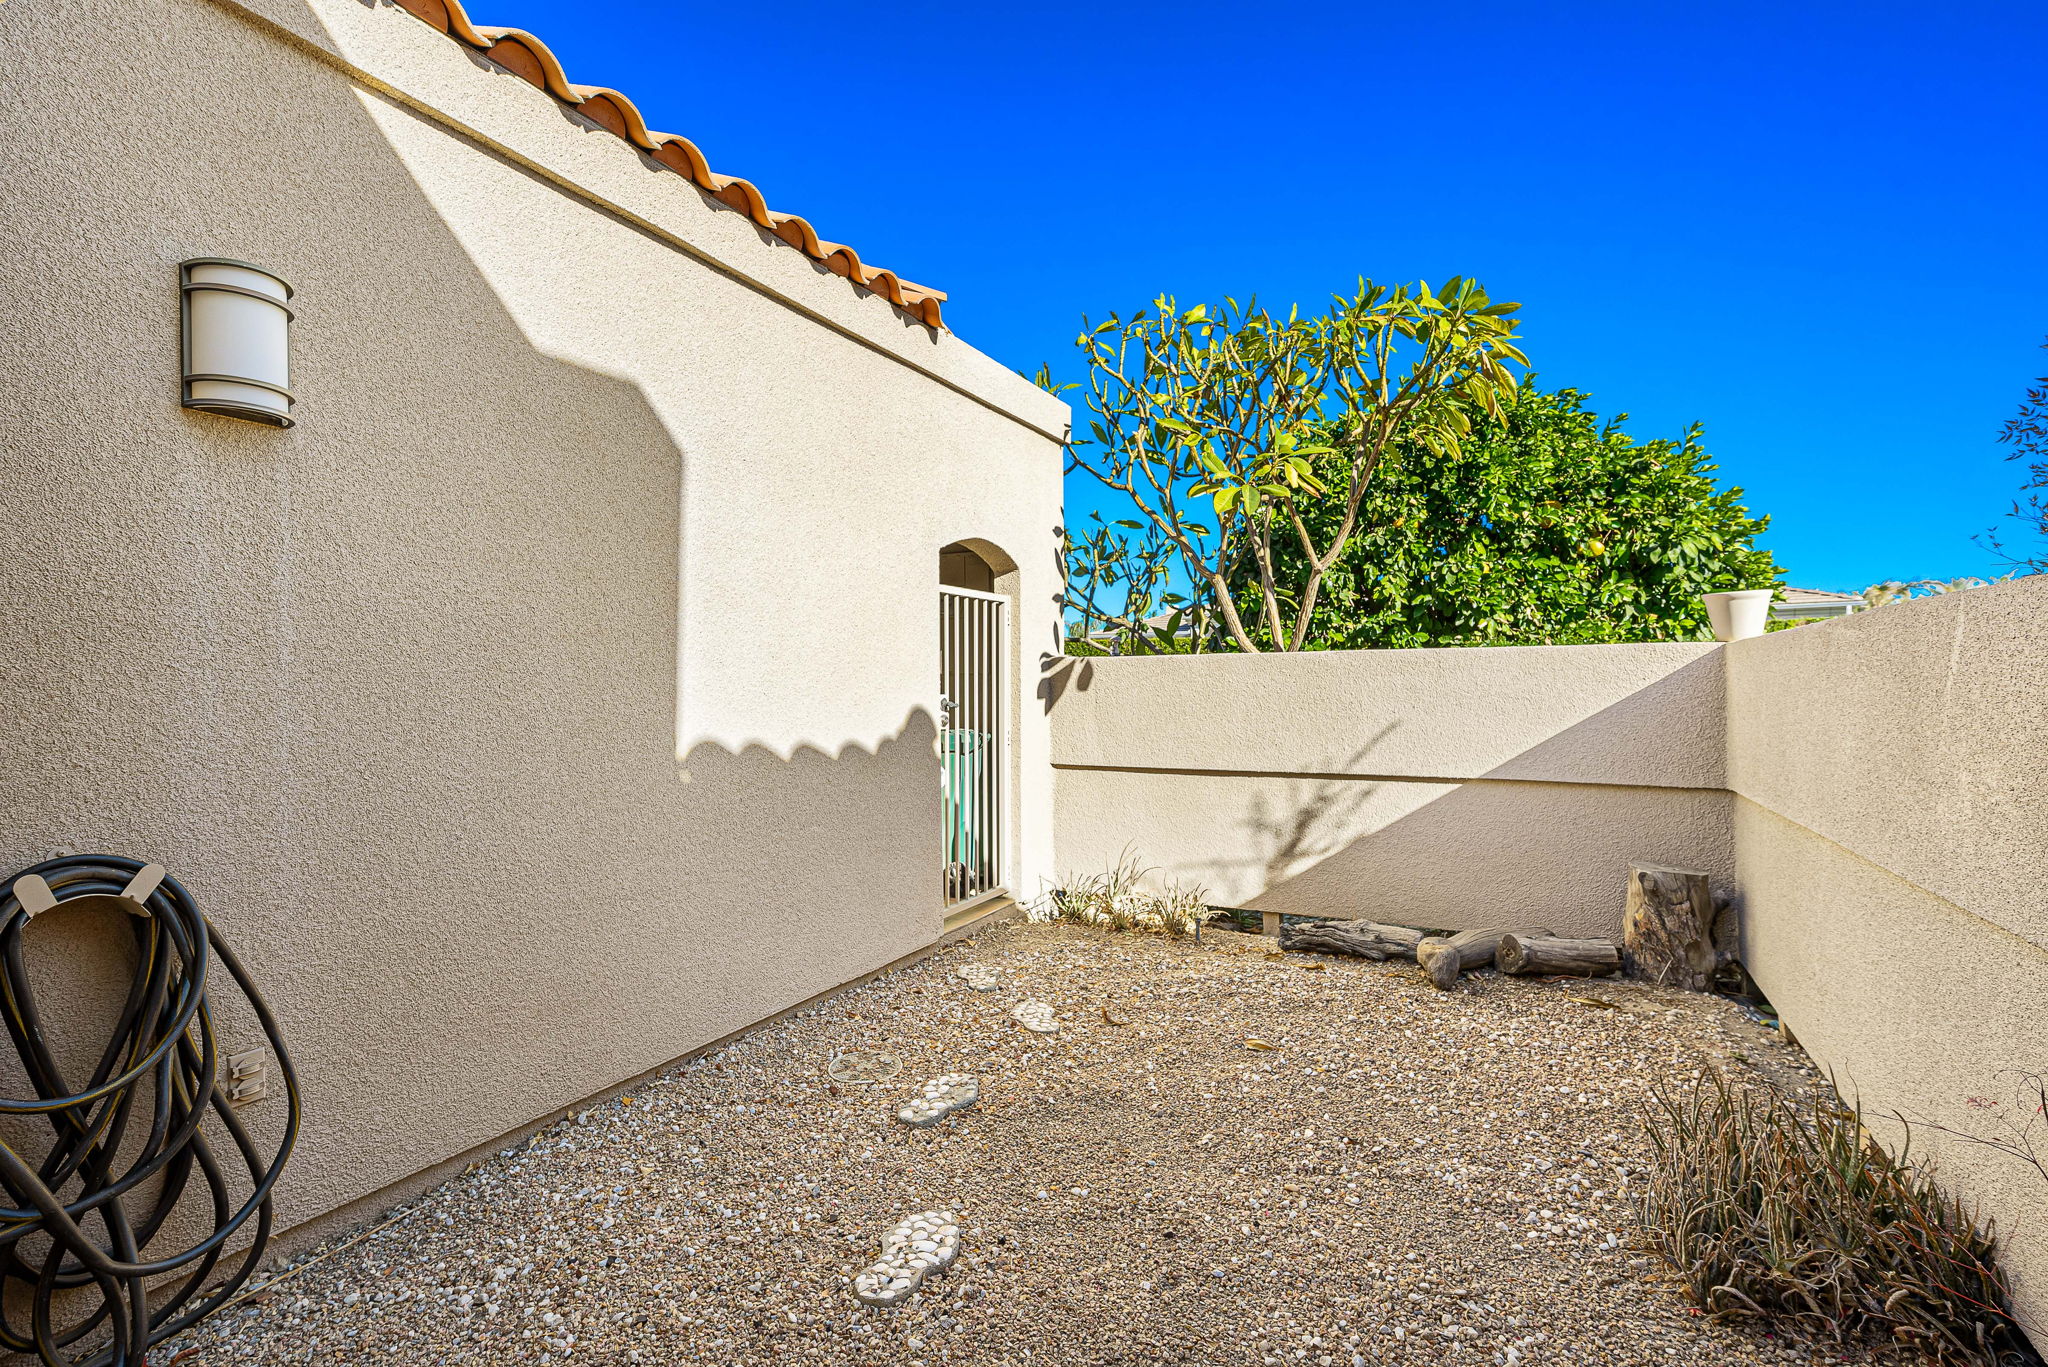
[
  {"x1": 1056, "y1": 279, "x2": 1527, "y2": 653},
  {"x1": 1226, "y1": 381, "x2": 1782, "y2": 648}
]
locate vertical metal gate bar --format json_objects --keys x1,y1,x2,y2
[
  {"x1": 938, "y1": 592, "x2": 946, "y2": 903},
  {"x1": 972, "y1": 596, "x2": 984, "y2": 892},
  {"x1": 992, "y1": 595, "x2": 1004, "y2": 897},
  {"x1": 969, "y1": 593, "x2": 979, "y2": 897},
  {"x1": 944, "y1": 587, "x2": 958, "y2": 905},
  {"x1": 941, "y1": 591, "x2": 951, "y2": 903},
  {"x1": 987, "y1": 597, "x2": 996, "y2": 894},
  {"x1": 986, "y1": 596, "x2": 997, "y2": 893},
  {"x1": 981, "y1": 597, "x2": 995, "y2": 893}
]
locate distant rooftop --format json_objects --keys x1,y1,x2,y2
[{"x1": 1772, "y1": 586, "x2": 1862, "y2": 620}]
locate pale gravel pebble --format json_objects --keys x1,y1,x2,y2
[{"x1": 163, "y1": 920, "x2": 1908, "y2": 1367}]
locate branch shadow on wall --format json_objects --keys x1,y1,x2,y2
[
  {"x1": 1241, "y1": 652, "x2": 1730, "y2": 933},
  {"x1": 1240, "y1": 725, "x2": 1398, "y2": 890},
  {"x1": 1038, "y1": 653, "x2": 1093, "y2": 714}
]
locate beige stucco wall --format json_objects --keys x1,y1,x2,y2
[
  {"x1": 1725, "y1": 577, "x2": 2048, "y2": 951},
  {"x1": 1725, "y1": 578, "x2": 2048, "y2": 1327},
  {"x1": 0, "y1": 0, "x2": 1063, "y2": 1239},
  {"x1": 1047, "y1": 644, "x2": 1733, "y2": 932}
]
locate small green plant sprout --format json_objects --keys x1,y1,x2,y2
[{"x1": 1640, "y1": 1068, "x2": 2037, "y2": 1364}]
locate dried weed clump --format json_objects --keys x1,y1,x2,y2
[
  {"x1": 1033, "y1": 855, "x2": 1212, "y2": 939},
  {"x1": 1641, "y1": 1069, "x2": 2039, "y2": 1365}
]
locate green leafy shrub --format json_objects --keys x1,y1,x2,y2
[{"x1": 1234, "y1": 380, "x2": 1782, "y2": 648}]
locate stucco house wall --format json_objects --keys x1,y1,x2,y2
[{"x1": 0, "y1": 0, "x2": 1065, "y2": 1239}]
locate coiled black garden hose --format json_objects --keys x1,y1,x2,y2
[{"x1": 0, "y1": 854, "x2": 299, "y2": 1367}]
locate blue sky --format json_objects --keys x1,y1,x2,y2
[{"x1": 488, "y1": 0, "x2": 2045, "y2": 590}]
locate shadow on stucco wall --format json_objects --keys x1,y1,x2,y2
[
  {"x1": 1047, "y1": 650, "x2": 1731, "y2": 934},
  {"x1": 1238, "y1": 728, "x2": 1398, "y2": 892},
  {"x1": 0, "y1": 0, "x2": 952, "y2": 1275},
  {"x1": 1246, "y1": 778, "x2": 1732, "y2": 935},
  {"x1": 1241, "y1": 654, "x2": 1731, "y2": 933},
  {"x1": 1037, "y1": 653, "x2": 1093, "y2": 714}
]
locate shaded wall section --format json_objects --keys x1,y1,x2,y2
[
  {"x1": 1725, "y1": 577, "x2": 2048, "y2": 1329},
  {"x1": 1047, "y1": 644, "x2": 1733, "y2": 934}
]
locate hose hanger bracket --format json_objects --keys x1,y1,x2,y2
[{"x1": 10, "y1": 864, "x2": 164, "y2": 921}]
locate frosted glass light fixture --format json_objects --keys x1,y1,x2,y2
[{"x1": 180, "y1": 259, "x2": 294, "y2": 427}]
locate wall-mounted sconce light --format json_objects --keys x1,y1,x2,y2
[{"x1": 180, "y1": 259, "x2": 293, "y2": 428}]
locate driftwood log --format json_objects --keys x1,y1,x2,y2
[
  {"x1": 1279, "y1": 919, "x2": 1427, "y2": 961},
  {"x1": 1497, "y1": 934, "x2": 1620, "y2": 978},
  {"x1": 1416, "y1": 926, "x2": 1555, "y2": 990},
  {"x1": 1622, "y1": 865, "x2": 1716, "y2": 990}
]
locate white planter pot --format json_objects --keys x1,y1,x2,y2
[{"x1": 1703, "y1": 589, "x2": 1774, "y2": 642}]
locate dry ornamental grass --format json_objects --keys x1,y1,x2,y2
[
  {"x1": 1035, "y1": 856, "x2": 1209, "y2": 939},
  {"x1": 1640, "y1": 1071, "x2": 2039, "y2": 1366}
]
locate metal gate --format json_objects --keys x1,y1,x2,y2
[{"x1": 940, "y1": 586, "x2": 1007, "y2": 908}]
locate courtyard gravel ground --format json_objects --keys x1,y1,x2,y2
[{"x1": 170, "y1": 918, "x2": 1913, "y2": 1367}]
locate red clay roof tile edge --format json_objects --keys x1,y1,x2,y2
[{"x1": 387, "y1": 0, "x2": 946, "y2": 329}]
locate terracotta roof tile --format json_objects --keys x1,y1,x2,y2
[{"x1": 388, "y1": 0, "x2": 947, "y2": 328}]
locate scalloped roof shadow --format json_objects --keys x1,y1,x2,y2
[{"x1": 390, "y1": 0, "x2": 948, "y2": 329}]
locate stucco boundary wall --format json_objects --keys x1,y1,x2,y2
[
  {"x1": 1046, "y1": 643, "x2": 1735, "y2": 937},
  {"x1": 1725, "y1": 577, "x2": 2048, "y2": 1330},
  {"x1": 1047, "y1": 581, "x2": 2048, "y2": 1331}
]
